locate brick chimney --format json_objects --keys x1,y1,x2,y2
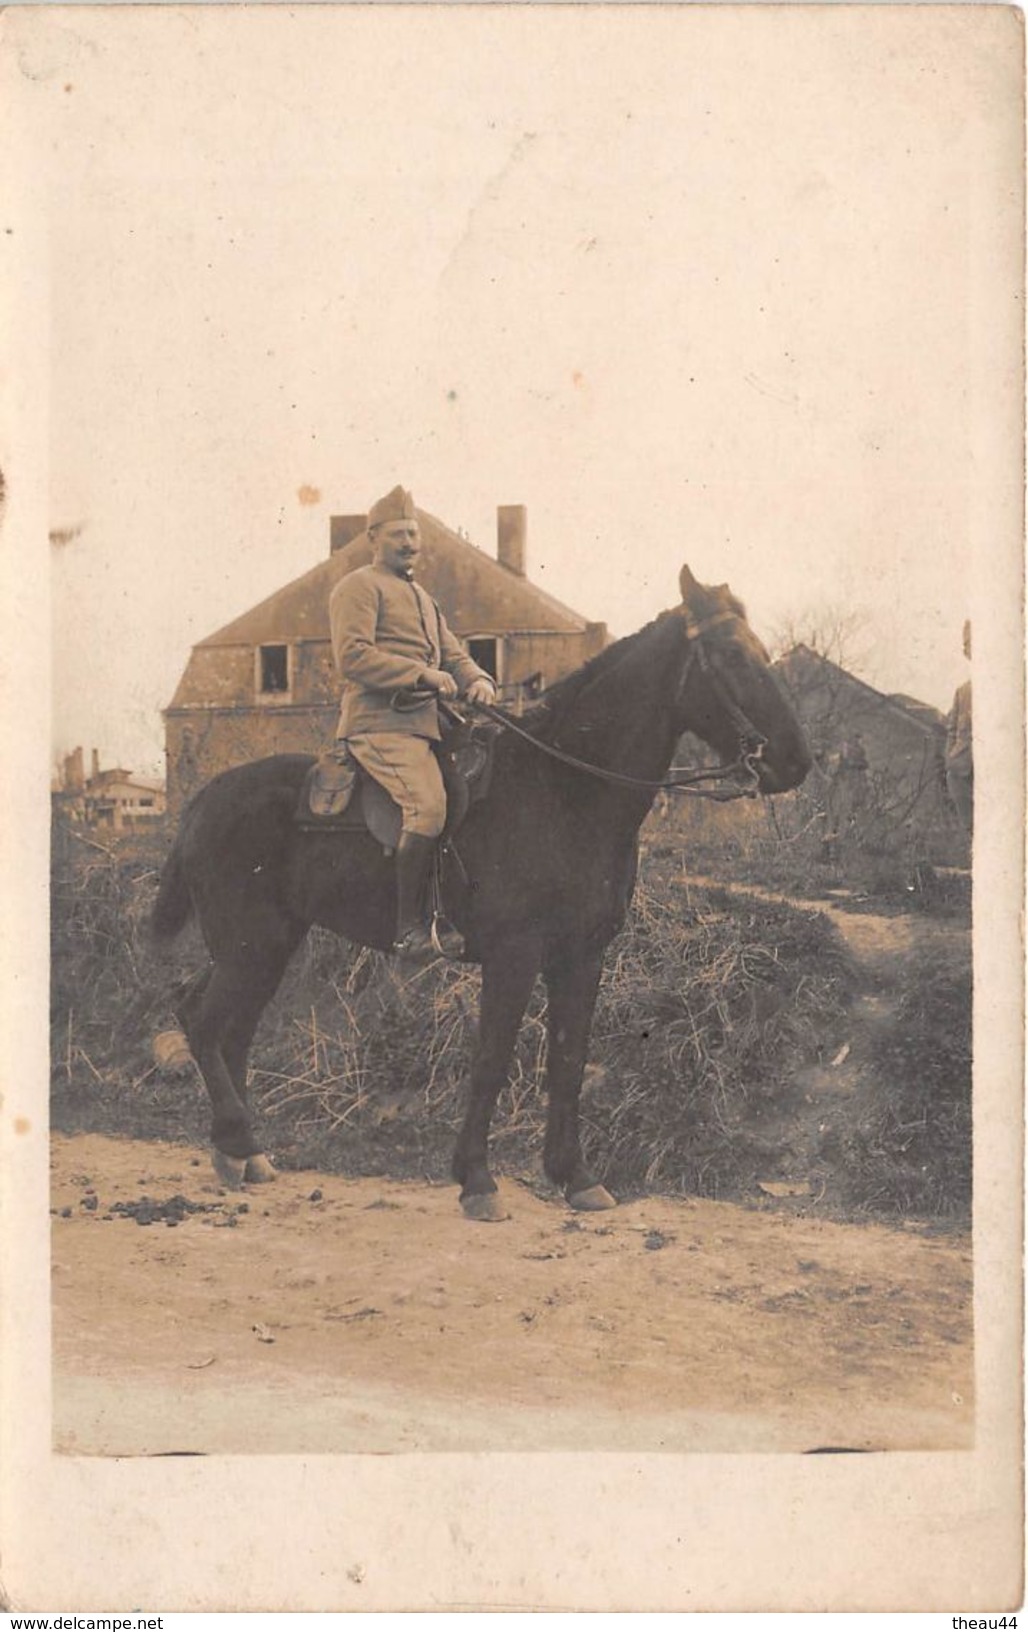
[
  {"x1": 66, "y1": 747, "x2": 84, "y2": 791},
  {"x1": 91, "y1": 748, "x2": 101, "y2": 784},
  {"x1": 497, "y1": 505, "x2": 527, "y2": 577},
  {"x1": 330, "y1": 514, "x2": 368, "y2": 554}
]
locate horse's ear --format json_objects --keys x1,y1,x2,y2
[{"x1": 679, "y1": 564, "x2": 700, "y2": 602}]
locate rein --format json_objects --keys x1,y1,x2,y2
[
  {"x1": 471, "y1": 695, "x2": 759, "y2": 799},
  {"x1": 397, "y1": 610, "x2": 769, "y2": 801}
]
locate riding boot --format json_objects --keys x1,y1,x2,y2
[{"x1": 392, "y1": 831, "x2": 438, "y2": 960}]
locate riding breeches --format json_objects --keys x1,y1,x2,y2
[{"x1": 342, "y1": 733, "x2": 447, "y2": 838}]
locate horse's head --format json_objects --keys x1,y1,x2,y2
[{"x1": 673, "y1": 565, "x2": 811, "y2": 795}]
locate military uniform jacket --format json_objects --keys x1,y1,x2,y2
[
  {"x1": 946, "y1": 679, "x2": 972, "y2": 774},
  {"x1": 329, "y1": 562, "x2": 489, "y2": 740}
]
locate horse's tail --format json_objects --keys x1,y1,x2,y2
[{"x1": 151, "y1": 830, "x2": 193, "y2": 944}]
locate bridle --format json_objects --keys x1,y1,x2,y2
[
  {"x1": 670, "y1": 609, "x2": 771, "y2": 796},
  {"x1": 398, "y1": 609, "x2": 770, "y2": 801}
]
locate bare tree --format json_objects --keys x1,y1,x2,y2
[{"x1": 769, "y1": 603, "x2": 876, "y2": 680}]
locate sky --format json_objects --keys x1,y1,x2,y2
[{"x1": 9, "y1": 4, "x2": 1021, "y2": 779}]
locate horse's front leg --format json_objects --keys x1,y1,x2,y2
[
  {"x1": 542, "y1": 945, "x2": 616, "y2": 1211},
  {"x1": 219, "y1": 1004, "x2": 279, "y2": 1186},
  {"x1": 452, "y1": 940, "x2": 540, "y2": 1222}
]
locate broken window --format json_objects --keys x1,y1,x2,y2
[
  {"x1": 467, "y1": 637, "x2": 499, "y2": 681},
  {"x1": 258, "y1": 644, "x2": 290, "y2": 695}
]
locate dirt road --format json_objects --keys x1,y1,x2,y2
[{"x1": 51, "y1": 1130, "x2": 972, "y2": 1455}]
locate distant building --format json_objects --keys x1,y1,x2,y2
[
  {"x1": 52, "y1": 748, "x2": 166, "y2": 832},
  {"x1": 774, "y1": 645, "x2": 947, "y2": 796},
  {"x1": 164, "y1": 503, "x2": 609, "y2": 812},
  {"x1": 665, "y1": 643, "x2": 964, "y2": 867},
  {"x1": 773, "y1": 644, "x2": 959, "y2": 851}
]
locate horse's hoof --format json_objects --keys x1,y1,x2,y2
[
  {"x1": 567, "y1": 1184, "x2": 617, "y2": 1212},
  {"x1": 461, "y1": 1191, "x2": 510, "y2": 1223},
  {"x1": 244, "y1": 1154, "x2": 277, "y2": 1184},
  {"x1": 212, "y1": 1150, "x2": 247, "y2": 1189}
]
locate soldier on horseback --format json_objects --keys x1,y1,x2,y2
[{"x1": 328, "y1": 486, "x2": 497, "y2": 958}]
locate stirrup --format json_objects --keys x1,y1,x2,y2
[
  {"x1": 391, "y1": 924, "x2": 438, "y2": 962},
  {"x1": 391, "y1": 916, "x2": 464, "y2": 962},
  {"x1": 429, "y1": 914, "x2": 465, "y2": 960}
]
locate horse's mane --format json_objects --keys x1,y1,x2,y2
[
  {"x1": 515, "y1": 612, "x2": 678, "y2": 741},
  {"x1": 510, "y1": 581, "x2": 752, "y2": 742}
]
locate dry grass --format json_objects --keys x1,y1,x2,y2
[
  {"x1": 829, "y1": 943, "x2": 972, "y2": 1217},
  {"x1": 244, "y1": 879, "x2": 854, "y2": 1200},
  {"x1": 49, "y1": 816, "x2": 973, "y2": 1218},
  {"x1": 584, "y1": 872, "x2": 854, "y2": 1196}
]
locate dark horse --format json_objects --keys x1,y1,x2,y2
[{"x1": 152, "y1": 564, "x2": 810, "y2": 1219}]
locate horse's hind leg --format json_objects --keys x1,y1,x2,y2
[
  {"x1": 542, "y1": 947, "x2": 616, "y2": 1211},
  {"x1": 452, "y1": 941, "x2": 539, "y2": 1221},
  {"x1": 187, "y1": 952, "x2": 293, "y2": 1186},
  {"x1": 172, "y1": 964, "x2": 212, "y2": 1047}
]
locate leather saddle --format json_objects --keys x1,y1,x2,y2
[{"x1": 295, "y1": 720, "x2": 501, "y2": 852}]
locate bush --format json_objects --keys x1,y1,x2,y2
[
  {"x1": 581, "y1": 883, "x2": 854, "y2": 1196},
  {"x1": 644, "y1": 775, "x2": 970, "y2": 906},
  {"x1": 50, "y1": 821, "x2": 208, "y2": 1129}
]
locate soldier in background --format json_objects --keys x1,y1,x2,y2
[
  {"x1": 946, "y1": 620, "x2": 973, "y2": 834},
  {"x1": 822, "y1": 728, "x2": 869, "y2": 865}
]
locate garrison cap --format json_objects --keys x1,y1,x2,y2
[{"x1": 368, "y1": 486, "x2": 417, "y2": 530}]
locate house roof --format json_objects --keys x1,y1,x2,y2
[
  {"x1": 196, "y1": 509, "x2": 596, "y2": 650},
  {"x1": 90, "y1": 774, "x2": 165, "y2": 795},
  {"x1": 89, "y1": 767, "x2": 134, "y2": 784},
  {"x1": 774, "y1": 644, "x2": 945, "y2": 738},
  {"x1": 885, "y1": 692, "x2": 948, "y2": 732}
]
